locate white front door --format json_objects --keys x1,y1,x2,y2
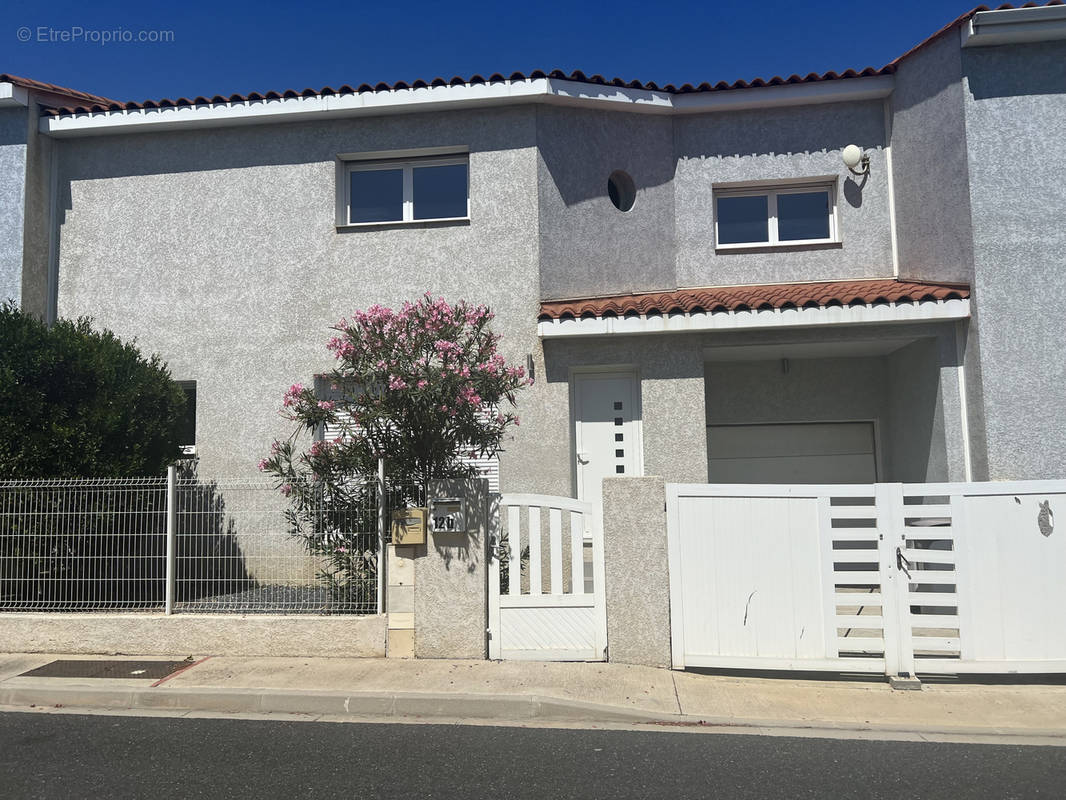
[{"x1": 573, "y1": 371, "x2": 642, "y2": 509}]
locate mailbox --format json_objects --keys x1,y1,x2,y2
[
  {"x1": 430, "y1": 497, "x2": 466, "y2": 534},
  {"x1": 391, "y1": 508, "x2": 427, "y2": 546}
]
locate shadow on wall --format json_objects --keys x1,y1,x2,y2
[
  {"x1": 674, "y1": 101, "x2": 887, "y2": 164},
  {"x1": 55, "y1": 105, "x2": 536, "y2": 182},
  {"x1": 173, "y1": 460, "x2": 254, "y2": 603},
  {"x1": 963, "y1": 41, "x2": 1066, "y2": 101},
  {"x1": 537, "y1": 106, "x2": 675, "y2": 207}
]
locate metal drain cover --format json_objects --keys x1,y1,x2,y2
[{"x1": 19, "y1": 659, "x2": 192, "y2": 680}]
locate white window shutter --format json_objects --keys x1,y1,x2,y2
[{"x1": 315, "y1": 376, "x2": 500, "y2": 491}]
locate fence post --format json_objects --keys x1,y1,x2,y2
[
  {"x1": 876, "y1": 483, "x2": 914, "y2": 678},
  {"x1": 164, "y1": 464, "x2": 176, "y2": 615},
  {"x1": 376, "y1": 457, "x2": 386, "y2": 614}
]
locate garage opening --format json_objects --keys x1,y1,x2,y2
[{"x1": 707, "y1": 421, "x2": 878, "y2": 484}]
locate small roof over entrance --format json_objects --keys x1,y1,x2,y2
[{"x1": 537, "y1": 278, "x2": 970, "y2": 338}]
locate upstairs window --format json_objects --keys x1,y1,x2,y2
[
  {"x1": 714, "y1": 182, "x2": 837, "y2": 248},
  {"x1": 344, "y1": 155, "x2": 469, "y2": 225}
]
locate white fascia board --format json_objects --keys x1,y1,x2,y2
[
  {"x1": 0, "y1": 83, "x2": 29, "y2": 107},
  {"x1": 40, "y1": 79, "x2": 553, "y2": 137},
  {"x1": 40, "y1": 74, "x2": 895, "y2": 137},
  {"x1": 669, "y1": 74, "x2": 894, "y2": 113},
  {"x1": 537, "y1": 298, "x2": 970, "y2": 339},
  {"x1": 961, "y1": 5, "x2": 1066, "y2": 48}
]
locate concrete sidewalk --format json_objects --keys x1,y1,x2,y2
[{"x1": 2, "y1": 653, "x2": 1065, "y2": 741}]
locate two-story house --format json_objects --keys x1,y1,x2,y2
[{"x1": 2, "y1": 3, "x2": 1064, "y2": 507}]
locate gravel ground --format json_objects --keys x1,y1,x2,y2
[{"x1": 175, "y1": 584, "x2": 375, "y2": 614}]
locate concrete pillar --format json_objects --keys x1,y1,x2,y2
[
  {"x1": 602, "y1": 476, "x2": 672, "y2": 668},
  {"x1": 385, "y1": 543, "x2": 415, "y2": 658},
  {"x1": 413, "y1": 478, "x2": 489, "y2": 659}
]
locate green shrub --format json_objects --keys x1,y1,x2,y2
[{"x1": 0, "y1": 302, "x2": 186, "y2": 478}]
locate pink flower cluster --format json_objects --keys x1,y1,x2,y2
[
  {"x1": 434, "y1": 339, "x2": 461, "y2": 358},
  {"x1": 327, "y1": 335, "x2": 356, "y2": 360},
  {"x1": 317, "y1": 400, "x2": 335, "y2": 411},
  {"x1": 458, "y1": 385, "x2": 482, "y2": 407},
  {"x1": 282, "y1": 383, "x2": 305, "y2": 408}
]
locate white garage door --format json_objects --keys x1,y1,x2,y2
[{"x1": 707, "y1": 422, "x2": 877, "y2": 484}]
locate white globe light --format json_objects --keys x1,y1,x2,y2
[{"x1": 842, "y1": 144, "x2": 863, "y2": 170}]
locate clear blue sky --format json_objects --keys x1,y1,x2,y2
[{"x1": 1, "y1": 0, "x2": 979, "y2": 103}]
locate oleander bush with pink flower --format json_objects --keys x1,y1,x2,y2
[{"x1": 257, "y1": 294, "x2": 530, "y2": 609}]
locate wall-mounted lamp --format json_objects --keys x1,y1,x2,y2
[
  {"x1": 842, "y1": 144, "x2": 870, "y2": 177},
  {"x1": 526, "y1": 354, "x2": 536, "y2": 384}
]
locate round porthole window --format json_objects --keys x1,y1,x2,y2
[{"x1": 607, "y1": 170, "x2": 636, "y2": 212}]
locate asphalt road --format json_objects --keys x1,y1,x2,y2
[{"x1": 1, "y1": 711, "x2": 1063, "y2": 799}]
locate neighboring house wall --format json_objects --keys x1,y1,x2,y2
[
  {"x1": 674, "y1": 99, "x2": 893, "y2": 288},
  {"x1": 536, "y1": 106, "x2": 676, "y2": 300},
  {"x1": 0, "y1": 107, "x2": 27, "y2": 306},
  {"x1": 962, "y1": 40, "x2": 1066, "y2": 481},
  {"x1": 53, "y1": 106, "x2": 548, "y2": 490}
]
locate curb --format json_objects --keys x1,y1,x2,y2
[
  {"x1": 0, "y1": 683, "x2": 661, "y2": 725},
  {"x1": 2, "y1": 682, "x2": 1066, "y2": 742}
]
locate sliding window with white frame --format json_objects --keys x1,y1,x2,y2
[
  {"x1": 342, "y1": 153, "x2": 469, "y2": 226},
  {"x1": 714, "y1": 181, "x2": 839, "y2": 249}
]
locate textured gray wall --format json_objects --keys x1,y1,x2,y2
[
  {"x1": 54, "y1": 107, "x2": 546, "y2": 492},
  {"x1": 537, "y1": 106, "x2": 676, "y2": 300},
  {"x1": 675, "y1": 100, "x2": 892, "y2": 288},
  {"x1": 602, "y1": 476, "x2": 671, "y2": 668},
  {"x1": 542, "y1": 335, "x2": 708, "y2": 494},
  {"x1": 885, "y1": 338, "x2": 949, "y2": 483},
  {"x1": 962, "y1": 40, "x2": 1066, "y2": 480},
  {"x1": 890, "y1": 32, "x2": 974, "y2": 285},
  {"x1": 0, "y1": 107, "x2": 28, "y2": 306},
  {"x1": 415, "y1": 479, "x2": 489, "y2": 659}
]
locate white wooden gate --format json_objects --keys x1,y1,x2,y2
[
  {"x1": 667, "y1": 480, "x2": 1066, "y2": 676},
  {"x1": 488, "y1": 494, "x2": 606, "y2": 661}
]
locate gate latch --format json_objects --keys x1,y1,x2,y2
[{"x1": 896, "y1": 546, "x2": 912, "y2": 579}]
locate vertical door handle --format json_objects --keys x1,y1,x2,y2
[{"x1": 896, "y1": 546, "x2": 912, "y2": 579}]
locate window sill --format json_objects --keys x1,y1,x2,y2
[
  {"x1": 714, "y1": 240, "x2": 842, "y2": 254},
  {"x1": 336, "y1": 217, "x2": 470, "y2": 232}
]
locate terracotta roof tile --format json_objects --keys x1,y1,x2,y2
[
  {"x1": 0, "y1": 73, "x2": 115, "y2": 106},
  {"x1": 37, "y1": 64, "x2": 898, "y2": 117},
  {"x1": 538, "y1": 279, "x2": 971, "y2": 320}
]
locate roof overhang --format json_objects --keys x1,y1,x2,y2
[
  {"x1": 39, "y1": 74, "x2": 895, "y2": 138},
  {"x1": 538, "y1": 279, "x2": 971, "y2": 340},
  {"x1": 538, "y1": 298, "x2": 970, "y2": 339},
  {"x1": 961, "y1": 5, "x2": 1066, "y2": 48},
  {"x1": 0, "y1": 82, "x2": 29, "y2": 107}
]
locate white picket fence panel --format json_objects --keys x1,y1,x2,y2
[
  {"x1": 667, "y1": 480, "x2": 1066, "y2": 676},
  {"x1": 488, "y1": 493, "x2": 606, "y2": 661}
]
